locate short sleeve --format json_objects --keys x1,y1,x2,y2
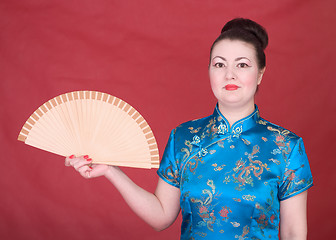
[
  {"x1": 279, "y1": 138, "x2": 313, "y2": 201},
  {"x1": 157, "y1": 129, "x2": 180, "y2": 188}
]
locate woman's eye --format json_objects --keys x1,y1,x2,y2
[
  {"x1": 214, "y1": 62, "x2": 224, "y2": 68},
  {"x1": 237, "y1": 63, "x2": 249, "y2": 68}
]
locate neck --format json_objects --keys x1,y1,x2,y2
[{"x1": 218, "y1": 103, "x2": 255, "y2": 127}]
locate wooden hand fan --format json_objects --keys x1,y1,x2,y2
[{"x1": 18, "y1": 91, "x2": 160, "y2": 169}]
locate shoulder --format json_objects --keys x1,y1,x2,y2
[
  {"x1": 256, "y1": 117, "x2": 304, "y2": 152},
  {"x1": 172, "y1": 114, "x2": 215, "y2": 139},
  {"x1": 258, "y1": 118, "x2": 301, "y2": 138}
]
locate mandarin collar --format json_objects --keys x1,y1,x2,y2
[
  {"x1": 189, "y1": 105, "x2": 261, "y2": 156},
  {"x1": 213, "y1": 104, "x2": 260, "y2": 135}
]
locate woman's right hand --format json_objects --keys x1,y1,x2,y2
[{"x1": 65, "y1": 155, "x2": 112, "y2": 179}]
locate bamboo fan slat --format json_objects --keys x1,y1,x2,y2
[{"x1": 18, "y1": 91, "x2": 160, "y2": 169}]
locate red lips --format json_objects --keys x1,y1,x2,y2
[{"x1": 225, "y1": 84, "x2": 239, "y2": 90}]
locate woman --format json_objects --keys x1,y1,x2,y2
[{"x1": 65, "y1": 18, "x2": 313, "y2": 239}]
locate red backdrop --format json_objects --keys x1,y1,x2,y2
[{"x1": 1, "y1": 0, "x2": 335, "y2": 239}]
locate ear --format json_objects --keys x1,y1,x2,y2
[{"x1": 257, "y1": 67, "x2": 266, "y2": 85}]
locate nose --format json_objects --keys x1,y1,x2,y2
[{"x1": 225, "y1": 67, "x2": 236, "y2": 80}]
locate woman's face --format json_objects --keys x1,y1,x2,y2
[{"x1": 209, "y1": 39, "x2": 265, "y2": 111}]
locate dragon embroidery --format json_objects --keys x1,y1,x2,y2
[{"x1": 232, "y1": 145, "x2": 270, "y2": 191}]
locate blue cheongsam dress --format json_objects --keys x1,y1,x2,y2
[{"x1": 157, "y1": 105, "x2": 313, "y2": 239}]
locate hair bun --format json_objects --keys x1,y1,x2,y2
[{"x1": 221, "y1": 18, "x2": 268, "y2": 50}]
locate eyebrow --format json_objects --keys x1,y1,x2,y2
[
  {"x1": 236, "y1": 57, "x2": 251, "y2": 62},
  {"x1": 212, "y1": 56, "x2": 251, "y2": 62}
]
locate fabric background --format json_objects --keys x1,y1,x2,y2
[{"x1": 1, "y1": 0, "x2": 335, "y2": 239}]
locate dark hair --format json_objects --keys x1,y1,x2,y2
[{"x1": 210, "y1": 18, "x2": 268, "y2": 69}]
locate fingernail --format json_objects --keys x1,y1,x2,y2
[
  {"x1": 87, "y1": 158, "x2": 92, "y2": 161},
  {"x1": 83, "y1": 155, "x2": 89, "y2": 159},
  {"x1": 89, "y1": 166, "x2": 93, "y2": 169},
  {"x1": 69, "y1": 155, "x2": 75, "y2": 159}
]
